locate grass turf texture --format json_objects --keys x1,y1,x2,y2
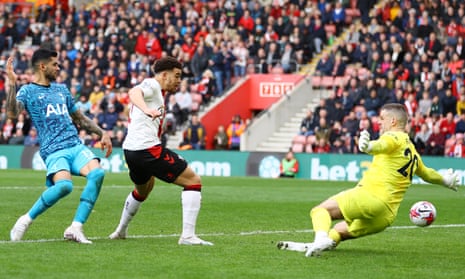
[{"x1": 0, "y1": 169, "x2": 464, "y2": 279}]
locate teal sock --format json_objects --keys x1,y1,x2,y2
[
  {"x1": 74, "y1": 168, "x2": 105, "y2": 223},
  {"x1": 28, "y1": 179, "x2": 73, "y2": 219}
]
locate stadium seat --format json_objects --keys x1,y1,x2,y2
[
  {"x1": 191, "y1": 92, "x2": 202, "y2": 104},
  {"x1": 190, "y1": 84, "x2": 198, "y2": 93},
  {"x1": 304, "y1": 143, "x2": 313, "y2": 153},
  {"x1": 291, "y1": 143, "x2": 304, "y2": 153},
  {"x1": 292, "y1": 134, "x2": 307, "y2": 145},
  {"x1": 306, "y1": 135, "x2": 317, "y2": 145},
  {"x1": 271, "y1": 66, "x2": 284, "y2": 74},
  {"x1": 321, "y1": 76, "x2": 335, "y2": 89},
  {"x1": 311, "y1": 76, "x2": 322, "y2": 88},
  {"x1": 334, "y1": 76, "x2": 349, "y2": 88},
  {"x1": 191, "y1": 101, "x2": 200, "y2": 112}
]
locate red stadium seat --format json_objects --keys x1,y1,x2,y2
[
  {"x1": 304, "y1": 143, "x2": 313, "y2": 153},
  {"x1": 306, "y1": 135, "x2": 317, "y2": 145},
  {"x1": 291, "y1": 143, "x2": 304, "y2": 153},
  {"x1": 292, "y1": 134, "x2": 307, "y2": 145}
]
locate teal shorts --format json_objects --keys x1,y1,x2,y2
[{"x1": 44, "y1": 144, "x2": 98, "y2": 186}]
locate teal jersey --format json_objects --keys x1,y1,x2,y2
[{"x1": 16, "y1": 82, "x2": 81, "y2": 160}]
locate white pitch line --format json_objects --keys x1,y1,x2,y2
[
  {"x1": 0, "y1": 185, "x2": 132, "y2": 190},
  {"x1": 1, "y1": 224, "x2": 464, "y2": 244}
]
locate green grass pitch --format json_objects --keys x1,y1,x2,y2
[{"x1": 0, "y1": 169, "x2": 464, "y2": 279}]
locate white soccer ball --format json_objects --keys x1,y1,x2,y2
[{"x1": 409, "y1": 201, "x2": 437, "y2": 227}]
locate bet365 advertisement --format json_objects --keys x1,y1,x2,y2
[{"x1": 0, "y1": 146, "x2": 463, "y2": 185}]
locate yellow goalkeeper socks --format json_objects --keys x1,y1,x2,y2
[{"x1": 310, "y1": 207, "x2": 332, "y2": 236}]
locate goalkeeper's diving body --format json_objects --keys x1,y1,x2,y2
[{"x1": 278, "y1": 103, "x2": 459, "y2": 257}]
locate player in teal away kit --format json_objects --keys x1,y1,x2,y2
[{"x1": 6, "y1": 49, "x2": 113, "y2": 243}]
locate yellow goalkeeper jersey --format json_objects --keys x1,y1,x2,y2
[{"x1": 359, "y1": 131, "x2": 444, "y2": 214}]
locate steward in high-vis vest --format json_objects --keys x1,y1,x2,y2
[{"x1": 279, "y1": 151, "x2": 299, "y2": 178}]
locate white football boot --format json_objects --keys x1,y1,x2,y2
[{"x1": 10, "y1": 214, "x2": 33, "y2": 241}]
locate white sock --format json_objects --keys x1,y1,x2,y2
[
  {"x1": 314, "y1": 231, "x2": 328, "y2": 242},
  {"x1": 116, "y1": 192, "x2": 142, "y2": 231},
  {"x1": 181, "y1": 191, "x2": 201, "y2": 238},
  {"x1": 71, "y1": 221, "x2": 83, "y2": 228}
]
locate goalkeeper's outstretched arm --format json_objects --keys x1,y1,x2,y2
[{"x1": 416, "y1": 161, "x2": 460, "y2": 192}]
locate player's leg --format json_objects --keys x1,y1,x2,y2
[
  {"x1": 64, "y1": 146, "x2": 104, "y2": 244},
  {"x1": 304, "y1": 198, "x2": 341, "y2": 256},
  {"x1": 110, "y1": 149, "x2": 154, "y2": 239},
  {"x1": 173, "y1": 166, "x2": 213, "y2": 246},
  {"x1": 307, "y1": 187, "x2": 391, "y2": 256},
  {"x1": 109, "y1": 176, "x2": 154, "y2": 239},
  {"x1": 10, "y1": 154, "x2": 74, "y2": 241},
  {"x1": 148, "y1": 145, "x2": 212, "y2": 245}
]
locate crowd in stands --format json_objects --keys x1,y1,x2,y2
[
  {"x1": 2, "y1": 0, "x2": 465, "y2": 158},
  {"x1": 1, "y1": 0, "x2": 368, "y2": 150},
  {"x1": 294, "y1": 0, "x2": 465, "y2": 158}
]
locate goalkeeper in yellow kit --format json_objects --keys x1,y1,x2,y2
[{"x1": 278, "y1": 103, "x2": 460, "y2": 257}]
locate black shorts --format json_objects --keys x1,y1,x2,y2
[{"x1": 124, "y1": 145, "x2": 188, "y2": 184}]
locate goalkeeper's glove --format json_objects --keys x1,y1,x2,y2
[
  {"x1": 358, "y1": 130, "x2": 372, "y2": 153},
  {"x1": 442, "y1": 168, "x2": 460, "y2": 192}
]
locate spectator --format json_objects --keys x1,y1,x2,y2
[
  {"x1": 75, "y1": 95, "x2": 92, "y2": 117},
  {"x1": 196, "y1": 69, "x2": 215, "y2": 105},
  {"x1": 2, "y1": 118, "x2": 14, "y2": 142},
  {"x1": 280, "y1": 42, "x2": 297, "y2": 74},
  {"x1": 315, "y1": 117, "x2": 331, "y2": 144},
  {"x1": 364, "y1": 89, "x2": 382, "y2": 117},
  {"x1": 165, "y1": 94, "x2": 182, "y2": 135},
  {"x1": 456, "y1": 94, "x2": 465, "y2": 116},
  {"x1": 279, "y1": 150, "x2": 299, "y2": 178},
  {"x1": 330, "y1": 137, "x2": 350, "y2": 154},
  {"x1": 210, "y1": 45, "x2": 225, "y2": 96},
  {"x1": 213, "y1": 125, "x2": 229, "y2": 150},
  {"x1": 8, "y1": 128, "x2": 25, "y2": 145},
  {"x1": 227, "y1": 114, "x2": 246, "y2": 150},
  {"x1": 439, "y1": 112, "x2": 456, "y2": 139},
  {"x1": 442, "y1": 88, "x2": 457, "y2": 116},
  {"x1": 0, "y1": 130, "x2": 7, "y2": 144},
  {"x1": 232, "y1": 39, "x2": 249, "y2": 78},
  {"x1": 174, "y1": 81, "x2": 193, "y2": 126},
  {"x1": 111, "y1": 118, "x2": 127, "y2": 140},
  {"x1": 24, "y1": 127, "x2": 39, "y2": 146},
  {"x1": 418, "y1": 91, "x2": 432, "y2": 117},
  {"x1": 314, "y1": 138, "x2": 330, "y2": 153},
  {"x1": 181, "y1": 114, "x2": 206, "y2": 150},
  {"x1": 455, "y1": 113, "x2": 465, "y2": 134},
  {"x1": 299, "y1": 109, "x2": 316, "y2": 136},
  {"x1": 111, "y1": 130, "x2": 126, "y2": 148},
  {"x1": 425, "y1": 125, "x2": 446, "y2": 156},
  {"x1": 446, "y1": 133, "x2": 465, "y2": 158},
  {"x1": 191, "y1": 44, "x2": 210, "y2": 83},
  {"x1": 315, "y1": 52, "x2": 333, "y2": 76},
  {"x1": 97, "y1": 103, "x2": 119, "y2": 134},
  {"x1": 414, "y1": 123, "x2": 431, "y2": 154}
]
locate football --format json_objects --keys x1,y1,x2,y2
[{"x1": 409, "y1": 201, "x2": 437, "y2": 227}]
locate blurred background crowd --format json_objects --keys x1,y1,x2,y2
[{"x1": 0, "y1": 0, "x2": 465, "y2": 158}]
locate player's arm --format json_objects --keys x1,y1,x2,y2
[
  {"x1": 359, "y1": 131, "x2": 396, "y2": 154},
  {"x1": 128, "y1": 86, "x2": 162, "y2": 119},
  {"x1": 70, "y1": 110, "x2": 113, "y2": 157},
  {"x1": 415, "y1": 158, "x2": 459, "y2": 191},
  {"x1": 5, "y1": 57, "x2": 24, "y2": 119}
]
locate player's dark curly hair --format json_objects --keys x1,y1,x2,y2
[
  {"x1": 31, "y1": 48, "x2": 58, "y2": 70},
  {"x1": 151, "y1": 56, "x2": 182, "y2": 75}
]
